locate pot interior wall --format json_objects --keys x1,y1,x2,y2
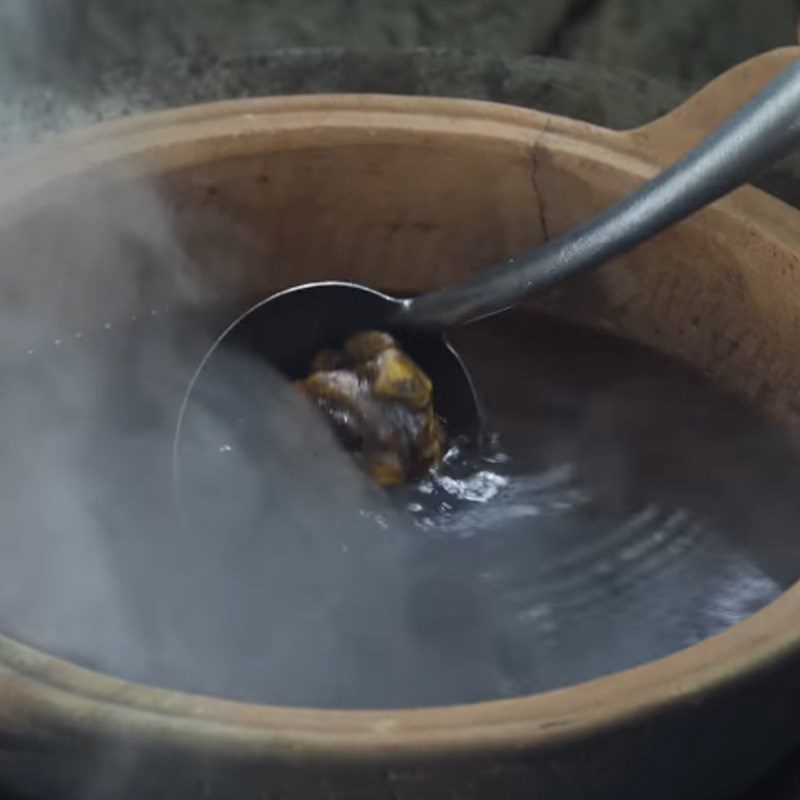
[{"x1": 0, "y1": 121, "x2": 798, "y2": 430}]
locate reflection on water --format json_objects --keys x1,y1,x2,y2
[{"x1": 0, "y1": 307, "x2": 796, "y2": 708}]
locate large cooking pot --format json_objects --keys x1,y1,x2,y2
[{"x1": 0, "y1": 47, "x2": 799, "y2": 800}]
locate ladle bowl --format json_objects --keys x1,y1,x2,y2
[
  {"x1": 172, "y1": 280, "x2": 481, "y2": 521},
  {"x1": 0, "y1": 47, "x2": 800, "y2": 800}
]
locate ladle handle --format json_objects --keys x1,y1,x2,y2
[{"x1": 396, "y1": 57, "x2": 800, "y2": 330}]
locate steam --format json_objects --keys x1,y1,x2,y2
[
  {"x1": 0, "y1": 1, "x2": 513, "y2": 712},
  {"x1": 0, "y1": 0, "x2": 793, "y2": 731},
  {"x1": 0, "y1": 163, "x2": 789, "y2": 712},
  {"x1": 0, "y1": 166, "x2": 519, "y2": 708}
]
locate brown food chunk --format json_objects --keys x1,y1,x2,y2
[{"x1": 295, "y1": 331, "x2": 445, "y2": 486}]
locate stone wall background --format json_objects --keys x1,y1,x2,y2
[
  {"x1": 1, "y1": 0, "x2": 798, "y2": 90},
  {"x1": 1, "y1": 0, "x2": 798, "y2": 198}
]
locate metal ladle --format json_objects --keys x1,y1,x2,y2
[{"x1": 180, "y1": 59, "x2": 800, "y2": 441}]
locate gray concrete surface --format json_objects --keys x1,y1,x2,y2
[{"x1": 0, "y1": 48, "x2": 686, "y2": 154}]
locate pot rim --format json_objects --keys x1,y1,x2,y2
[{"x1": 2, "y1": 90, "x2": 800, "y2": 763}]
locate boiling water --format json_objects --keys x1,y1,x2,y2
[{"x1": 0, "y1": 306, "x2": 797, "y2": 708}]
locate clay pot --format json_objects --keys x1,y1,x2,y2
[{"x1": 0, "y1": 47, "x2": 799, "y2": 800}]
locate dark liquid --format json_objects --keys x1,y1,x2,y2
[{"x1": 0, "y1": 307, "x2": 797, "y2": 708}]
